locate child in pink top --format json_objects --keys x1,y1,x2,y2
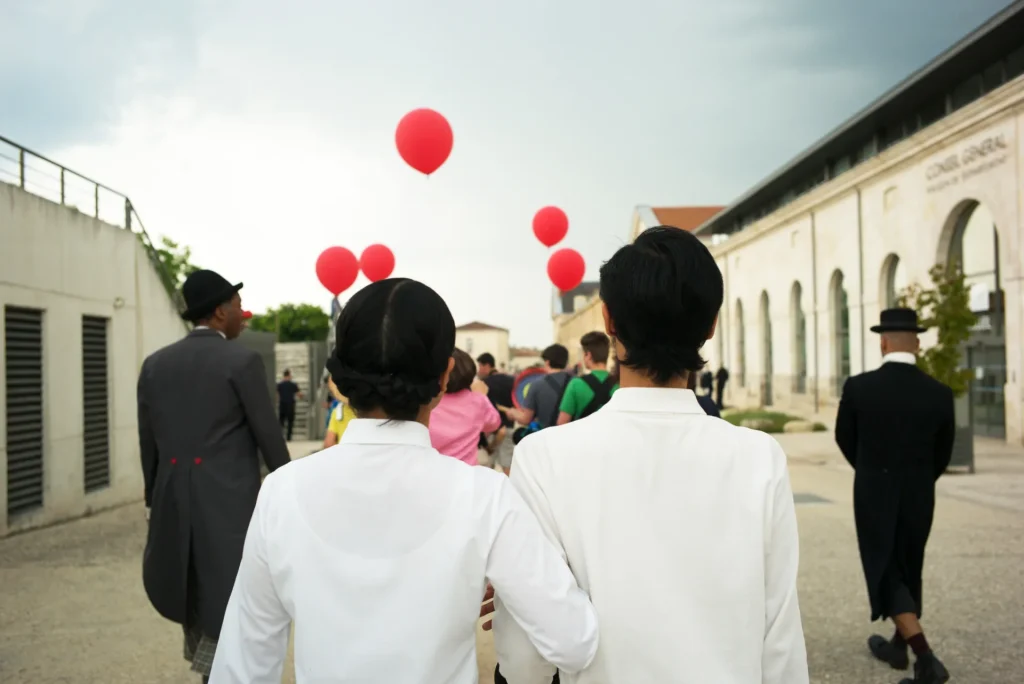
[{"x1": 430, "y1": 349, "x2": 501, "y2": 465}]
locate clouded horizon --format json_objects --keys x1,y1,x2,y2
[{"x1": 2, "y1": 0, "x2": 1011, "y2": 346}]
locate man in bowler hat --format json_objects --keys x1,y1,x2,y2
[
  {"x1": 835, "y1": 307, "x2": 954, "y2": 684},
  {"x1": 137, "y1": 269, "x2": 291, "y2": 683}
]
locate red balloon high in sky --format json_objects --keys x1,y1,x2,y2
[
  {"x1": 547, "y1": 248, "x2": 585, "y2": 292},
  {"x1": 315, "y1": 246, "x2": 360, "y2": 296},
  {"x1": 395, "y1": 109, "x2": 453, "y2": 175},
  {"x1": 532, "y1": 206, "x2": 569, "y2": 247},
  {"x1": 360, "y1": 244, "x2": 395, "y2": 282}
]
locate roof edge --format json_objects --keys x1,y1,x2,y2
[{"x1": 692, "y1": 0, "x2": 1024, "y2": 237}]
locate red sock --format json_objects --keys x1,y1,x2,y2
[{"x1": 907, "y1": 633, "x2": 931, "y2": 656}]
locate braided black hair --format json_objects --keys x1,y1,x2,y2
[{"x1": 325, "y1": 278, "x2": 455, "y2": 421}]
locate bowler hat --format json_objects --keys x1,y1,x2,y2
[
  {"x1": 870, "y1": 307, "x2": 926, "y2": 334},
  {"x1": 180, "y1": 269, "x2": 243, "y2": 322}
]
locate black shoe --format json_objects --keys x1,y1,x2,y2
[
  {"x1": 868, "y1": 633, "x2": 909, "y2": 670},
  {"x1": 898, "y1": 652, "x2": 950, "y2": 683}
]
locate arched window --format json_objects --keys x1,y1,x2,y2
[
  {"x1": 734, "y1": 299, "x2": 746, "y2": 388},
  {"x1": 713, "y1": 318, "x2": 725, "y2": 372},
  {"x1": 946, "y1": 200, "x2": 1005, "y2": 438},
  {"x1": 829, "y1": 270, "x2": 850, "y2": 395},
  {"x1": 879, "y1": 253, "x2": 906, "y2": 309},
  {"x1": 759, "y1": 291, "x2": 773, "y2": 406},
  {"x1": 790, "y1": 282, "x2": 807, "y2": 393}
]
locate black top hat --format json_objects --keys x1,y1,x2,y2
[
  {"x1": 180, "y1": 269, "x2": 243, "y2": 322},
  {"x1": 870, "y1": 307, "x2": 927, "y2": 334}
]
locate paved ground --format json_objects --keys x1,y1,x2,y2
[{"x1": 2, "y1": 436, "x2": 1022, "y2": 683}]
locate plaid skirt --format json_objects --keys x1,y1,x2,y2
[{"x1": 183, "y1": 622, "x2": 218, "y2": 676}]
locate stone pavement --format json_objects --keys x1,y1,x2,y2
[{"x1": 1, "y1": 436, "x2": 1022, "y2": 683}]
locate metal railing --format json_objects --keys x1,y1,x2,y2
[{"x1": 0, "y1": 135, "x2": 184, "y2": 312}]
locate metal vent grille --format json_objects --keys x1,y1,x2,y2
[
  {"x1": 5, "y1": 306, "x2": 44, "y2": 517},
  {"x1": 82, "y1": 316, "x2": 110, "y2": 492}
]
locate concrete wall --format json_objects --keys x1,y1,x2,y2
[
  {"x1": 0, "y1": 183, "x2": 186, "y2": 536},
  {"x1": 1, "y1": 184, "x2": 186, "y2": 536},
  {"x1": 706, "y1": 78, "x2": 1024, "y2": 444}
]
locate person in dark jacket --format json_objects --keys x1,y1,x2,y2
[
  {"x1": 714, "y1": 366, "x2": 729, "y2": 409},
  {"x1": 137, "y1": 269, "x2": 291, "y2": 683},
  {"x1": 699, "y1": 369, "x2": 714, "y2": 396},
  {"x1": 688, "y1": 371, "x2": 721, "y2": 417},
  {"x1": 835, "y1": 308, "x2": 954, "y2": 684}
]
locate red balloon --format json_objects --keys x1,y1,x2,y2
[
  {"x1": 360, "y1": 244, "x2": 395, "y2": 282},
  {"x1": 547, "y1": 248, "x2": 585, "y2": 292},
  {"x1": 316, "y1": 246, "x2": 359, "y2": 296},
  {"x1": 241, "y1": 310, "x2": 253, "y2": 319},
  {"x1": 532, "y1": 206, "x2": 569, "y2": 247},
  {"x1": 395, "y1": 109, "x2": 453, "y2": 175}
]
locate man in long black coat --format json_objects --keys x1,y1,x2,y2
[
  {"x1": 138, "y1": 269, "x2": 291, "y2": 683},
  {"x1": 835, "y1": 308, "x2": 954, "y2": 684}
]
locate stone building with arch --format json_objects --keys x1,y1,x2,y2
[{"x1": 695, "y1": 2, "x2": 1024, "y2": 445}]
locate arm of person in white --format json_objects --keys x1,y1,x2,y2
[
  {"x1": 762, "y1": 439, "x2": 809, "y2": 684},
  {"x1": 492, "y1": 443, "x2": 596, "y2": 683},
  {"x1": 487, "y1": 471, "x2": 598, "y2": 682},
  {"x1": 209, "y1": 476, "x2": 291, "y2": 684}
]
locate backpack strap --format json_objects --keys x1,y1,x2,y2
[
  {"x1": 542, "y1": 374, "x2": 570, "y2": 428},
  {"x1": 577, "y1": 374, "x2": 614, "y2": 419}
]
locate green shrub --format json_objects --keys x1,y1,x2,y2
[
  {"x1": 722, "y1": 410, "x2": 828, "y2": 434},
  {"x1": 897, "y1": 263, "x2": 976, "y2": 398},
  {"x1": 723, "y1": 410, "x2": 797, "y2": 433}
]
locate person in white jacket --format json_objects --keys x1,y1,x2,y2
[
  {"x1": 210, "y1": 278, "x2": 598, "y2": 683},
  {"x1": 493, "y1": 226, "x2": 808, "y2": 684}
]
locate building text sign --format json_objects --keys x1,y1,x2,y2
[{"x1": 925, "y1": 133, "x2": 1010, "y2": 194}]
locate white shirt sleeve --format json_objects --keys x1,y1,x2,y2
[
  {"x1": 486, "y1": 460, "x2": 598, "y2": 681},
  {"x1": 492, "y1": 442, "x2": 596, "y2": 683},
  {"x1": 209, "y1": 476, "x2": 291, "y2": 684},
  {"x1": 762, "y1": 440, "x2": 809, "y2": 684}
]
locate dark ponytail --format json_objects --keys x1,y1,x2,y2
[{"x1": 325, "y1": 278, "x2": 455, "y2": 421}]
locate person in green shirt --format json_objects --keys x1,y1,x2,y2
[{"x1": 557, "y1": 331, "x2": 618, "y2": 424}]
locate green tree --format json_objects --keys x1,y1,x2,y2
[
  {"x1": 249, "y1": 303, "x2": 331, "y2": 342},
  {"x1": 897, "y1": 263, "x2": 977, "y2": 397},
  {"x1": 153, "y1": 236, "x2": 201, "y2": 288}
]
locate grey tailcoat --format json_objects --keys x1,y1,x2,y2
[{"x1": 137, "y1": 328, "x2": 291, "y2": 639}]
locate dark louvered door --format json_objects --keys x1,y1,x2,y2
[
  {"x1": 5, "y1": 306, "x2": 44, "y2": 518},
  {"x1": 82, "y1": 316, "x2": 110, "y2": 492}
]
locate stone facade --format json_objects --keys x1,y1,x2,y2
[
  {"x1": 553, "y1": 294, "x2": 604, "y2": 368},
  {"x1": 705, "y1": 79, "x2": 1024, "y2": 445},
  {"x1": 455, "y1": 322, "x2": 510, "y2": 370},
  {"x1": 555, "y1": 77, "x2": 1024, "y2": 446}
]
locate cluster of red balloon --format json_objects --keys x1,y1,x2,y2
[
  {"x1": 393, "y1": 108, "x2": 585, "y2": 292},
  {"x1": 313, "y1": 108, "x2": 583, "y2": 302},
  {"x1": 311, "y1": 109, "x2": 453, "y2": 300},
  {"x1": 533, "y1": 206, "x2": 585, "y2": 292},
  {"x1": 315, "y1": 244, "x2": 396, "y2": 300}
]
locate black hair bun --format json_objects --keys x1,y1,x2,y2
[
  {"x1": 325, "y1": 278, "x2": 456, "y2": 421},
  {"x1": 326, "y1": 357, "x2": 440, "y2": 419}
]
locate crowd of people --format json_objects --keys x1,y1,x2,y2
[{"x1": 137, "y1": 226, "x2": 954, "y2": 683}]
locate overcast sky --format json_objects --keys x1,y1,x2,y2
[{"x1": 1, "y1": 0, "x2": 1011, "y2": 346}]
